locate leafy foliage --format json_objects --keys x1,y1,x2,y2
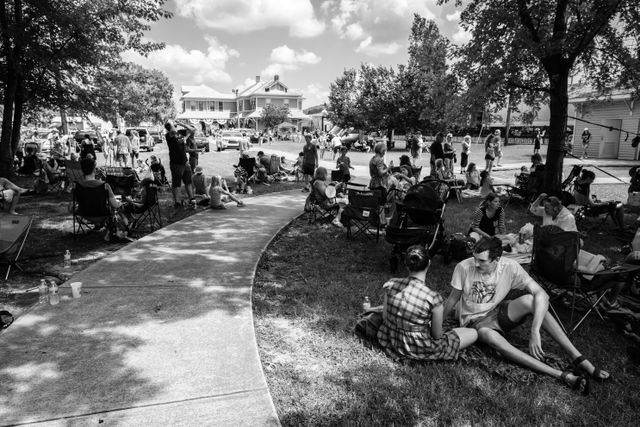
[{"x1": 261, "y1": 104, "x2": 290, "y2": 129}]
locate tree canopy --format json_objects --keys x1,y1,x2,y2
[
  {"x1": 261, "y1": 104, "x2": 290, "y2": 129},
  {"x1": 442, "y1": 0, "x2": 640, "y2": 191}
]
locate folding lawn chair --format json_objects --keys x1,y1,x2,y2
[
  {"x1": 64, "y1": 160, "x2": 85, "y2": 190},
  {"x1": 0, "y1": 214, "x2": 33, "y2": 280},
  {"x1": 529, "y1": 225, "x2": 640, "y2": 334},
  {"x1": 126, "y1": 182, "x2": 162, "y2": 236},
  {"x1": 72, "y1": 182, "x2": 114, "y2": 235},
  {"x1": 342, "y1": 188, "x2": 385, "y2": 241},
  {"x1": 307, "y1": 185, "x2": 340, "y2": 224},
  {"x1": 106, "y1": 173, "x2": 138, "y2": 197}
]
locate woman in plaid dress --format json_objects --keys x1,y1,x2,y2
[{"x1": 377, "y1": 245, "x2": 477, "y2": 360}]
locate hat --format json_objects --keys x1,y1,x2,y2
[
  {"x1": 194, "y1": 166, "x2": 203, "y2": 175},
  {"x1": 494, "y1": 129, "x2": 501, "y2": 135}
]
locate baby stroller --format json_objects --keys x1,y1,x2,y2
[{"x1": 385, "y1": 179, "x2": 450, "y2": 273}]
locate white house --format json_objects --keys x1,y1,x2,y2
[{"x1": 569, "y1": 88, "x2": 640, "y2": 159}]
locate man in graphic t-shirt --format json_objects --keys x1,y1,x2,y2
[
  {"x1": 165, "y1": 121, "x2": 194, "y2": 207},
  {"x1": 443, "y1": 236, "x2": 610, "y2": 385}
]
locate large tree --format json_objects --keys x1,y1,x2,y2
[
  {"x1": 261, "y1": 104, "x2": 290, "y2": 129},
  {"x1": 90, "y1": 62, "x2": 175, "y2": 126},
  {"x1": 443, "y1": 0, "x2": 640, "y2": 193},
  {"x1": 0, "y1": 0, "x2": 171, "y2": 176}
]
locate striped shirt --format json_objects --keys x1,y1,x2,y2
[{"x1": 470, "y1": 206, "x2": 506, "y2": 236}]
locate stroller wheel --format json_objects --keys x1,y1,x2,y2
[{"x1": 389, "y1": 255, "x2": 399, "y2": 273}]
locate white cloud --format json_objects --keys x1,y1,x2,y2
[
  {"x1": 304, "y1": 83, "x2": 330, "y2": 108},
  {"x1": 356, "y1": 37, "x2": 401, "y2": 57},
  {"x1": 321, "y1": 0, "x2": 438, "y2": 56},
  {"x1": 452, "y1": 27, "x2": 472, "y2": 45},
  {"x1": 174, "y1": 0, "x2": 325, "y2": 37},
  {"x1": 261, "y1": 45, "x2": 321, "y2": 79},
  {"x1": 122, "y1": 36, "x2": 239, "y2": 85},
  {"x1": 446, "y1": 11, "x2": 461, "y2": 21}
]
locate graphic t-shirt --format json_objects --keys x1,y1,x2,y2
[{"x1": 450, "y1": 257, "x2": 534, "y2": 326}]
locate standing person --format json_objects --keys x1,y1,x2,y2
[
  {"x1": 185, "y1": 129, "x2": 201, "y2": 172},
  {"x1": 443, "y1": 133, "x2": 456, "y2": 171},
  {"x1": 114, "y1": 130, "x2": 130, "y2": 167},
  {"x1": 165, "y1": 121, "x2": 195, "y2": 208},
  {"x1": 493, "y1": 129, "x2": 503, "y2": 166},
  {"x1": 336, "y1": 146, "x2": 354, "y2": 182},
  {"x1": 331, "y1": 133, "x2": 342, "y2": 161},
  {"x1": 318, "y1": 132, "x2": 328, "y2": 159},
  {"x1": 533, "y1": 128, "x2": 541, "y2": 155},
  {"x1": 129, "y1": 130, "x2": 140, "y2": 168},
  {"x1": 429, "y1": 132, "x2": 445, "y2": 177},
  {"x1": 443, "y1": 237, "x2": 607, "y2": 394},
  {"x1": 377, "y1": 245, "x2": 478, "y2": 361},
  {"x1": 301, "y1": 134, "x2": 318, "y2": 192},
  {"x1": 581, "y1": 128, "x2": 591, "y2": 159},
  {"x1": 80, "y1": 133, "x2": 96, "y2": 160},
  {"x1": 460, "y1": 135, "x2": 471, "y2": 174},
  {"x1": 484, "y1": 134, "x2": 497, "y2": 172}
]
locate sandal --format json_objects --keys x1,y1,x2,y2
[
  {"x1": 560, "y1": 370, "x2": 589, "y2": 396},
  {"x1": 571, "y1": 355, "x2": 610, "y2": 382}
]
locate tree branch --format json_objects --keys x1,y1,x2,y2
[
  {"x1": 506, "y1": 80, "x2": 550, "y2": 93},
  {"x1": 516, "y1": 0, "x2": 541, "y2": 44},
  {"x1": 568, "y1": 0, "x2": 624, "y2": 62}
]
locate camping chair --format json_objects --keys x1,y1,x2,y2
[
  {"x1": 126, "y1": 182, "x2": 162, "y2": 236},
  {"x1": 505, "y1": 173, "x2": 530, "y2": 205},
  {"x1": 105, "y1": 173, "x2": 138, "y2": 197},
  {"x1": 342, "y1": 188, "x2": 384, "y2": 241},
  {"x1": 72, "y1": 182, "x2": 114, "y2": 235},
  {"x1": 0, "y1": 214, "x2": 33, "y2": 280},
  {"x1": 307, "y1": 185, "x2": 340, "y2": 224},
  {"x1": 39, "y1": 160, "x2": 65, "y2": 193},
  {"x1": 529, "y1": 225, "x2": 640, "y2": 334},
  {"x1": 238, "y1": 157, "x2": 257, "y2": 184},
  {"x1": 64, "y1": 160, "x2": 84, "y2": 190}
]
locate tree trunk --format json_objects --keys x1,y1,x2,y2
[
  {"x1": 11, "y1": 77, "x2": 24, "y2": 154},
  {"x1": 504, "y1": 93, "x2": 512, "y2": 146},
  {"x1": 544, "y1": 65, "x2": 570, "y2": 195},
  {"x1": 0, "y1": 71, "x2": 17, "y2": 178}
]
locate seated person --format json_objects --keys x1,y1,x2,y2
[
  {"x1": 255, "y1": 151, "x2": 271, "y2": 183},
  {"x1": 312, "y1": 166, "x2": 348, "y2": 228},
  {"x1": 530, "y1": 153, "x2": 543, "y2": 173},
  {"x1": 41, "y1": 157, "x2": 62, "y2": 182},
  {"x1": 134, "y1": 159, "x2": 148, "y2": 175},
  {"x1": 434, "y1": 159, "x2": 465, "y2": 186},
  {"x1": 469, "y1": 192, "x2": 506, "y2": 241},
  {"x1": 18, "y1": 146, "x2": 39, "y2": 175},
  {"x1": 443, "y1": 236, "x2": 609, "y2": 392},
  {"x1": 376, "y1": 244, "x2": 477, "y2": 361},
  {"x1": 233, "y1": 159, "x2": 249, "y2": 194},
  {"x1": 293, "y1": 152, "x2": 304, "y2": 180},
  {"x1": 465, "y1": 162, "x2": 480, "y2": 190},
  {"x1": 529, "y1": 193, "x2": 578, "y2": 232},
  {"x1": 573, "y1": 169, "x2": 625, "y2": 229},
  {"x1": 79, "y1": 157, "x2": 121, "y2": 210},
  {"x1": 192, "y1": 165, "x2": 208, "y2": 196},
  {"x1": 122, "y1": 169, "x2": 163, "y2": 215},
  {"x1": 0, "y1": 177, "x2": 28, "y2": 215},
  {"x1": 209, "y1": 175, "x2": 244, "y2": 209},
  {"x1": 146, "y1": 155, "x2": 167, "y2": 185}
]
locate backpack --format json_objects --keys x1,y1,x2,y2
[
  {"x1": 353, "y1": 307, "x2": 383, "y2": 348},
  {"x1": 443, "y1": 233, "x2": 475, "y2": 264}
]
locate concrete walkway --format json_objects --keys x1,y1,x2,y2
[{"x1": 0, "y1": 190, "x2": 305, "y2": 426}]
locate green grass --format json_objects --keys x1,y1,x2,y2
[{"x1": 253, "y1": 194, "x2": 639, "y2": 426}]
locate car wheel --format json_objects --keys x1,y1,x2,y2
[{"x1": 217, "y1": 147, "x2": 221, "y2": 152}]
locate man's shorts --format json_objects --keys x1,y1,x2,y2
[
  {"x1": 302, "y1": 163, "x2": 315, "y2": 176},
  {"x1": 130, "y1": 151, "x2": 139, "y2": 159},
  {"x1": 468, "y1": 300, "x2": 527, "y2": 334},
  {"x1": 116, "y1": 153, "x2": 128, "y2": 163},
  {"x1": 170, "y1": 162, "x2": 193, "y2": 188}
]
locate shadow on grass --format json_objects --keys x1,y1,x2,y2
[
  {"x1": 254, "y1": 198, "x2": 640, "y2": 426},
  {"x1": 0, "y1": 190, "x2": 304, "y2": 425}
]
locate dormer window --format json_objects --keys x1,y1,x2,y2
[{"x1": 265, "y1": 88, "x2": 269, "y2": 92}]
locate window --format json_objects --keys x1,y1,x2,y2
[
  {"x1": 208, "y1": 101, "x2": 216, "y2": 111},
  {"x1": 266, "y1": 98, "x2": 271, "y2": 105},
  {"x1": 198, "y1": 101, "x2": 204, "y2": 111},
  {"x1": 284, "y1": 99, "x2": 289, "y2": 105},
  {"x1": 190, "y1": 101, "x2": 196, "y2": 111},
  {"x1": 219, "y1": 101, "x2": 224, "y2": 111}
]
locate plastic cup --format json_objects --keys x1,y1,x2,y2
[{"x1": 70, "y1": 282, "x2": 82, "y2": 298}]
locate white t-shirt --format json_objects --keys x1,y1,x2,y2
[
  {"x1": 331, "y1": 136, "x2": 342, "y2": 148},
  {"x1": 451, "y1": 257, "x2": 535, "y2": 326},
  {"x1": 530, "y1": 205, "x2": 577, "y2": 232}
]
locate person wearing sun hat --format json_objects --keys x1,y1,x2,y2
[{"x1": 192, "y1": 165, "x2": 208, "y2": 196}]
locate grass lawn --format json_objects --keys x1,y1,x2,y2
[{"x1": 253, "y1": 189, "x2": 639, "y2": 426}]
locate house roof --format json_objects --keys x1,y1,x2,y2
[
  {"x1": 238, "y1": 77, "x2": 302, "y2": 98},
  {"x1": 176, "y1": 110, "x2": 232, "y2": 120},
  {"x1": 181, "y1": 85, "x2": 236, "y2": 100}
]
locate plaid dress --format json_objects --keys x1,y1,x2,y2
[{"x1": 377, "y1": 277, "x2": 461, "y2": 361}]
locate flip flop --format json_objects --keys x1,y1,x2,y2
[
  {"x1": 571, "y1": 355, "x2": 610, "y2": 382},
  {"x1": 560, "y1": 370, "x2": 589, "y2": 396}
]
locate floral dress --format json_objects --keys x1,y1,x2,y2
[{"x1": 377, "y1": 277, "x2": 461, "y2": 360}]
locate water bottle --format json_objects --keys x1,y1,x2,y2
[
  {"x1": 49, "y1": 281, "x2": 60, "y2": 306},
  {"x1": 38, "y1": 279, "x2": 48, "y2": 304},
  {"x1": 362, "y1": 296, "x2": 371, "y2": 311},
  {"x1": 64, "y1": 250, "x2": 71, "y2": 268}
]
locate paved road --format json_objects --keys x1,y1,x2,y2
[{"x1": 0, "y1": 190, "x2": 305, "y2": 426}]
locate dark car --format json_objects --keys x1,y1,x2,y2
[
  {"x1": 148, "y1": 128, "x2": 163, "y2": 144},
  {"x1": 73, "y1": 130, "x2": 103, "y2": 152}
]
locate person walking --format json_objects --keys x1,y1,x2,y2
[
  {"x1": 129, "y1": 130, "x2": 140, "y2": 168},
  {"x1": 301, "y1": 134, "x2": 318, "y2": 192},
  {"x1": 114, "y1": 130, "x2": 130, "y2": 167}
]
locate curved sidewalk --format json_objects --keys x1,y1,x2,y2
[{"x1": 0, "y1": 190, "x2": 304, "y2": 426}]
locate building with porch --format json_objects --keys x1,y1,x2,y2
[
  {"x1": 569, "y1": 88, "x2": 640, "y2": 160},
  {"x1": 177, "y1": 75, "x2": 309, "y2": 132}
]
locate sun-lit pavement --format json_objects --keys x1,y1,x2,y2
[{"x1": 0, "y1": 191, "x2": 304, "y2": 426}]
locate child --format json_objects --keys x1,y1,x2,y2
[
  {"x1": 460, "y1": 135, "x2": 471, "y2": 174},
  {"x1": 293, "y1": 152, "x2": 304, "y2": 182},
  {"x1": 336, "y1": 146, "x2": 353, "y2": 182},
  {"x1": 209, "y1": 175, "x2": 244, "y2": 209}
]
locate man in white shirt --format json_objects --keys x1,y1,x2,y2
[
  {"x1": 331, "y1": 134, "x2": 342, "y2": 160},
  {"x1": 443, "y1": 236, "x2": 608, "y2": 391},
  {"x1": 529, "y1": 194, "x2": 578, "y2": 232}
]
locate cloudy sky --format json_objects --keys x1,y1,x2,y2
[{"x1": 124, "y1": 0, "x2": 469, "y2": 109}]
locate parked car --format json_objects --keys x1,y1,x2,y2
[
  {"x1": 216, "y1": 130, "x2": 250, "y2": 151},
  {"x1": 125, "y1": 128, "x2": 154, "y2": 151},
  {"x1": 73, "y1": 130, "x2": 104, "y2": 152},
  {"x1": 148, "y1": 128, "x2": 164, "y2": 144},
  {"x1": 194, "y1": 131, "x2": 211, "y2": 152}
]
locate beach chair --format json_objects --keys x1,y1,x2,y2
[
  {"x1": 342, "y1": 188, "x2": 385, "y2": 241},
  {"x1": 72, "y1": 182, "x2": 114, "y2": 235},
  {"x1": 0, "y1": 214, "x2": 33, "y2": 280}
]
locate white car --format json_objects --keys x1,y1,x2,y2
[{"x1": 216, "y1": 130, "x2": 250, "y2": 151}]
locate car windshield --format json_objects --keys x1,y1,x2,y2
[{"x1": 222, "y1": 132, "x2": 242, "y2": 137}]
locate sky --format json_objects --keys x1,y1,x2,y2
[{"x1": 123, "y1": 0, "x2": 469, "y2": 110}]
